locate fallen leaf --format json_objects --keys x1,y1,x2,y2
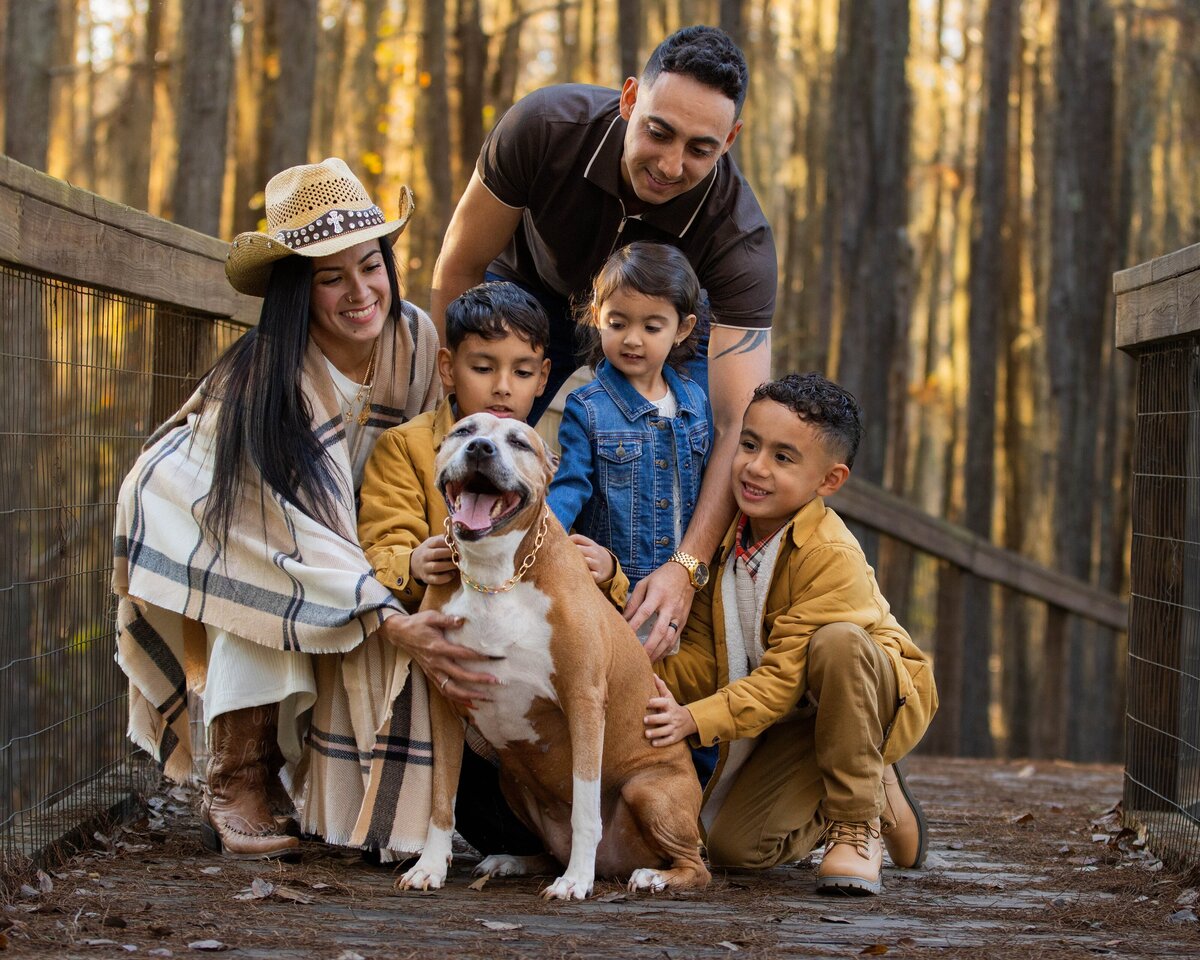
[
  {"x1": 861, "y1": 946, "x2": 888, "y2": 956},
  {"x1": 1176, "y1": 889, "x2": 1198, "y2": 906},
  {"x1": 118, "y1": 843, "x2": 152, "y2": 853},
  {"x1": 199, "y1": 867, "x2": 221, "y2": 876},
  {"x1": 84, "y1": 939, "x2": 118, "y2": 946},
  {"x1": 477, "y1": 919, "x2": 522, "y2": 931},
  {"x1": 311, "y1": 882, "x2": 332, "y2": 891},
  {"x1": 1016, "y1": 764, "x2": 1036, "y2": 778},
  {"x1": 1011, "y1": 812, "x2": 1035, "y2": 825},
  {"x1": 896, "y1": 938, "x2": 916, "y2": 947},
  {"x1": 35, "y1": 871, "x2": 53, "y2": 894},
  {"x1": 148, "y1": 948, "x2": 173, "y2": 956},
  {"x1": 272, "y1": 885, "x2": 314, "y2": 904},
  {"x1": 122, "y1": 946, "x2": 138, "y2": 953},
  {"x1": 594, "y1": 891, "x2": 627, "y2": 903},
  {"x1": 468, "y1": 874, "x2": 490, "y2": 891},
  {"x1": 93, "y1": 831, "x2": 112, "y2": 846},
  {"x1": 1058, "y1": 845, "x2": 1072, "y2": 854},
  {"x1": 335, "y1": 953, "x2": 365, "y2": 960},
  {"x1": 1168, "y1": 908, "x2": 1197, "y2": 924},
  {"x1": 1047, "y1": 803, "x2": 1064, "y2": 812},
  {"x1": 187, "y1": 940, "x2": 229, "y2": 951},
  {"x1": 718, "y1": 942, "x2": 741, "y2": 952},
  {"x1": 948, "y1": 840, "x2": 964, "y2": 850},
  {"x1": 820, "y1": 915, "x2": 852, "y2": 924},
  {"x1": 18, "y1": 885, "x2": 37, "y2": 899}
]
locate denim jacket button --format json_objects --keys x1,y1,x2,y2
[
  {"x1": 658, "y1": 537, "x2": 669, "y2": 546},
  {"x1": 658, "y1": 498, "x2": 669, "y2": 509},
  {"x1": 656, "y1": 459, "x2": 667, "y2": 468}
]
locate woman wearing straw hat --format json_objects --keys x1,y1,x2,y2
[{"x1": 112, "y1": 159, "x2": 496, "y2": 861}]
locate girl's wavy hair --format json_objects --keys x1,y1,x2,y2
[
  {"x1": 575, "y1": 241, "x2": 708, "y2": 373},
  {"x1": 198, "y1": 239, "x2": 404, "y2": 546}
]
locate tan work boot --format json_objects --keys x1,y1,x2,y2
[
  {"x1": 200, "y1": 705, "x2": 301, "y2": 861},
  {"x1": 815, "y1": 819, "x2": 883, "y2": 895},
  {"x1": 881, "y1": 762, "x2": 927, "y2": 868}
]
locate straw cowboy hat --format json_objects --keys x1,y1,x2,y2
[{"x1": 225, "y1": 157, "x2": 415, "y2": 297}]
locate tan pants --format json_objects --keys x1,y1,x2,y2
[{"x1": 705, "y1": 622, "x2": 899, "y2": 869}]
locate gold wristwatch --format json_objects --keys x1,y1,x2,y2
[{"x1": 669, "y1": 551, "x2": 710, "y2": 589}]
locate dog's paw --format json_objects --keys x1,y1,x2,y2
[
  {"x1": 627, "y1": 868, "x2": 668, "y2": 893},
  {"x1": 475, "y1": 853, "x2": 558, "y2": 878},
  {"x1": 541, "y1": 874, "x2": 592, "y2": 901},
  {"x1": 395, "y1": 861, "x2": 447, "y2": 892}
]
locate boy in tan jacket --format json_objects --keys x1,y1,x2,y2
[{"x1": 645, "y1": 373, "x2": 937, "y2": 895}]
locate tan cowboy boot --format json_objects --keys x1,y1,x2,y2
[
  {"x1": 880, "y1": 762, "x2": 927, "y2": 868},
  {"x1": 815, "y1": 819, "x2": 883, "y2": 895},
  {"x1": 200, "y1": 705, "x2": 300, "y2": 861}
]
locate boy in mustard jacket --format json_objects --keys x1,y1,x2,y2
[{"x1": 645, "y1": 372, "x2": 937, "y2": 895}]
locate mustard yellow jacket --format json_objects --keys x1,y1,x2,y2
[
  {"x1": 656, "y1": 496, "x2": 937, "y2": 765},
  {"x1": 358, "y1": 396, "x2": 629, "y2": 611},
  {"x1": 358, "y1": 398, "x2": 457, "y2": 610}
]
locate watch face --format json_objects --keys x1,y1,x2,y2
[{"x1": 693, "y1": 562, "x2": 710, "y2": 588}]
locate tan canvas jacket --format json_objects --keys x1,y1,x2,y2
[{"x1": 656, "y1": 496, "x2": 937, "y2": 766}]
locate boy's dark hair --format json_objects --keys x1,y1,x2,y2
[
  {"x1": 576, "y1": 241, "x2": 708, "y2": 373},
  {"x1": 445, "y1": 281, "x2": 550, "y2": 353},
  {"x1": 752, "y1": 373, "x2": 864, "y2": 468},
  {"x1": 642, "y1": 25, "x2": 749, "y2": 115}
]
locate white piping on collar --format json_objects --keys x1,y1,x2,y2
[{"x1": 583, "y1": 114, "x2": 624, "y2": 183}]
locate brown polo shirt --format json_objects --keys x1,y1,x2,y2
[{"x1": 478, "y1": 84, "x2": 776, "y2": 329}]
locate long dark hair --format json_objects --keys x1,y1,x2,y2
[{"x1": 200, "y1": 239, "x2": 403, "y2": 545}]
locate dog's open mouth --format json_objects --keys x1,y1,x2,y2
[{"x1": 443, "y1": 471, "x2": 527, "y2": 539}]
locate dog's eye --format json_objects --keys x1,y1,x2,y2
[
  {"x1": 451, "y1": 424, "x2": 476, "y2": 438},
  {"x1": 508, "y1": 435, "x2": 532, "y2": 451}
]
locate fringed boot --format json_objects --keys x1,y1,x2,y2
[{"x1": 199, "y1": 704, "x2": 301, "y2": 861}]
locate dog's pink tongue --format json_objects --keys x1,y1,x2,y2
[{"x1": 453, "y1": 491, "x2": 501, "y2": 531}]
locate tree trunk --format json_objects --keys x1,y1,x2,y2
[
  {"x1": 172, "y1": 0, "x2": 236, "y2": 235},
  {"x1": 960, "y1": 0, "x2": 1019, "y2": 758},
  {"x1": 719, "y1": 0, "x2": 744, "y2": 50},
  {"x1": 826, "y1": 0, "x2": 911, "y2": 499},
  {"x1": 1046, "y1": 0, "x2": 1116, "y2": 761},
  {"x1": 618, "y1": 0, "x2": 641, "y2": 82},
  {"x1": 4, "y1": 0, "x2": 57, "y2": 168},
  {"x1": 422, "y1": 0, "x2": 453, "y2": 282},
  {"x1": 456, "y1": 0, "x2": 487, "y2": 191},
  {"x1": 263, "y1": 0, "x2": 318, "y2": 177}
]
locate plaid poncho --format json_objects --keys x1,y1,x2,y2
[{"x1": 113, "y1": 303, "x2": 442, "y2": 853}]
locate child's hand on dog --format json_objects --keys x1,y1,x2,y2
[
  {"x1": 644, "y1": 675, "x2": 698, "y2": 746},
  {"x1": 569, "y1": 533, "x2": 616, "y2": 583},
  {"x1": 411, "y1": 534, "x2": 456, "y2": 584}
]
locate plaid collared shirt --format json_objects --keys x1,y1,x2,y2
[{"x1": 734, "y1": 515, "x2": 787, "y2": 582}]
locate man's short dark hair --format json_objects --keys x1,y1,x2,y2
[
  {"x1": 751, "y1": 373, "x2": 864, "y2": 468},
  {"x1": 445, "y1": 282, "x2": 550, "y2": 354},
  {"x1": 641, "y1": 26, "x2": 749, "y2": 115}
]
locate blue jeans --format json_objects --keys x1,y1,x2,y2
[{"x1": 484, "y1": 272, "x2": 710, "y2": 425}]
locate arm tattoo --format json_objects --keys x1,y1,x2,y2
[{"x1": 712, "y1": 329, "x2": 770, "y2": 360}]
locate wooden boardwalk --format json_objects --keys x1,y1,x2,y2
[{"x1": 3, "y1": 757, "x2": 1198, "y2": 958}]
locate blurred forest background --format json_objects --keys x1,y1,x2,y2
[{"x1": 1, "y1": 0, "x2": 1198, "y2": 763}]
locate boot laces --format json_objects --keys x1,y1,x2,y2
[{"x1": 824, "y1": 820, "x2": 880, "y2": 857}]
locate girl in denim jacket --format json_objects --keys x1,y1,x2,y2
[{"x1": 548, "y1": 242, "x2": 713, "y2": 642}]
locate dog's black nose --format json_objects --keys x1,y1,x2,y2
[{"x1": 465, "y1": 437, "x2": 497, "y2": 460}]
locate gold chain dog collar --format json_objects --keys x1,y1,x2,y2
[{"x1": 443, "y1": 506, "x2": 549, "y2": 595}]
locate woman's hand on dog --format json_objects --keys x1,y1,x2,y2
[
  {"x1": 411, "y1": 535, "x2": 456, "y2": 585},
  {"x1": 377, "y1": 611, "x2": 498, "y2": 707},
  {"x1": 643, "y1": 675, "x2": 698, "y2": 747}
]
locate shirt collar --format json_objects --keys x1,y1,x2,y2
[
  {"x1": 582, "y1": 112, "x2": 720, "y2": 239},
  {"x1": 595, "y1": 360, "x2": 704, "y2": 421}
]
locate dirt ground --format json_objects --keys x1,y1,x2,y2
[{"x1": 3, "y1": 757, "x2": 1199, "y2": 959}]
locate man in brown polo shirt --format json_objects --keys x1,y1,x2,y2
[{"x1": 430, "y1": 25, "x2": 776, "y2": 660}]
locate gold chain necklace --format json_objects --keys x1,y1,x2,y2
[
  {"x1": 333, "y1": 339, "x2": 378, "y2": 427},
  {"x1": 443, "y1": 506, "x2": 549, "y2": 595}
]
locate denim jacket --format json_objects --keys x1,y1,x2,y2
[{"x1": 548, "y1": 359, "x2": 712, "y2": 586}]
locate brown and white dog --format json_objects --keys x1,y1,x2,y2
[{"x1": 397, "y1": 412, "x2": 710, "y2": 900}]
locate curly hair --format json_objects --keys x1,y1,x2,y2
[
  {"x1": 576, "y1": 241, "x2": 708, "y2": 374},
  {"x1": 445, "y1": 281, "x2": 550, "y2": 354},
  {"x1": 751, "y1": 373, "x2": 864, "y2": 468},
  {"x1": 642, "y1": 25, "x2": 749, "y2": 115}
]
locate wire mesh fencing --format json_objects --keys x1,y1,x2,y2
[
  {"x1": 1125, "y1": 336, "x2": 1200, "y2": 873},
  {"x1": 0, "y1": 263, "x2": 243, "y2": 877}
]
